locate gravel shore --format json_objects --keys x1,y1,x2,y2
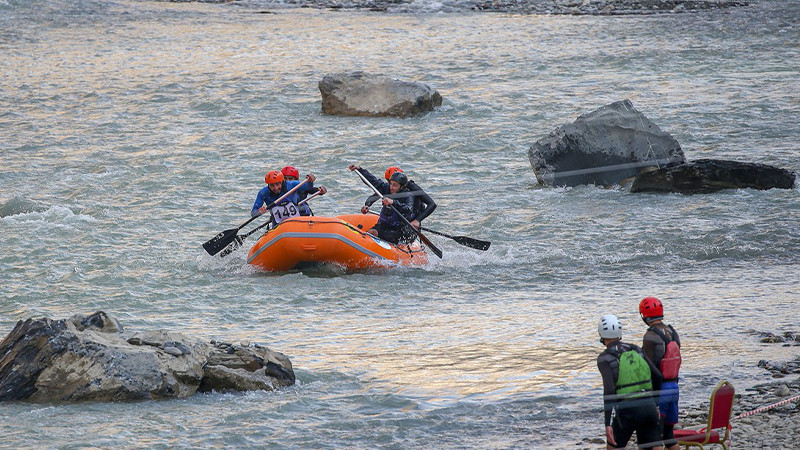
[
  {"x1": 659, "y1": 333, "x2": 799, "y2": 449},
  {"x1": 709, "y1": 374, "x2": 800, "y2": 449},
  {"x1": 684, "y1": 334, "x2": 800, "y2": 449},
  {"x1": 242, "y1": 0, "x2": 750, "y2": 15}
]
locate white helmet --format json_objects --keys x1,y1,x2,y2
[{"x1": 598, "y1": 314, "x2": 622, "y2": 339}]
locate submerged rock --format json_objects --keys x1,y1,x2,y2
[
  {"x1": 630, "y1": 159, "x2": 797, "y2": 193},
  {"x1": 528, "y1": 100, "x2": 686, "y2": 187},
  {"x1": 319, "y1": 71, "x2": 442, "y2": 117},
  {"x1": 0, "y1": 311, "x2": 295, "y2": 402}
]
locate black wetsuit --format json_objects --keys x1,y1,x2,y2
[
  {"x1": 357, "y1": 168, "x2": 416, "y2": 244},
  {"x1": 597, "y1": 340, "x2": 663, "y2": 449}
]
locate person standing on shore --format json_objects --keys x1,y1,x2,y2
[
  {"x1": 597, "y1": 314, "x2": 664, "y2": 450},
  {"x1": 639, "y1": 297, "x2": 682, "y2": 450}
]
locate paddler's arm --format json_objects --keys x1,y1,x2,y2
[
  {"x1": 382, "y1": 195, "x2": 414, "y2": 219},
  {"x1": 349, "y1": 164, "x2": 389, "y2": 194},
  {"x1": 364, "y1": 194, "x2": 380, "y2": 207},
  {"x1": 408, "y1": 181, "x2": 437, "y2": 222},
  {"x1": 251, "y1": 187, "x2": 269, "y2": 217},
  {"x1": 299, "y1": 174, "x2": 326, "y2": 196}
]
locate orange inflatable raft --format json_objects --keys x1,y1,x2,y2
[{"x1": 246, "y1": 214, "x2": 428, "y2": 271}]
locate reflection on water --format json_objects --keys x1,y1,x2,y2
[{"x1": 1, "y1": 0, "x2": 800, "y2": 447}]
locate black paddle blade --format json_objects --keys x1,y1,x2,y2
[
  {"x1": 453, "y1": 236, "x2": 491, "y2": 251},
  {"x1": 203, "y1": 228, "x2": 240, "y2": 256},
  {"x1": 219, "y1": 235, "x2": 245, "y2": 258}
]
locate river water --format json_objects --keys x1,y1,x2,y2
[{"x1": 1, "y1": 0, "x2": 798, "y2": 447}]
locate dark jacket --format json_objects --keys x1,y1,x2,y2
[
  {"x1": 406, "y1": 179, "x2": 436, "y2": 222},
  {"x1": 297, "y1": 187, "x2": 320, "y2": 216},
  {"x1": 356, "y1": 168, "x2": 414, "y2": 228},
  {"x1": 361, "y1": 175, "x2": 436, "y2": 222},
  {"x1": 642, "y1": 323, "x2": 680, "y2": 369},
  {"x1": 643, "y1": 322, "x2": 680, "y2": 382}
]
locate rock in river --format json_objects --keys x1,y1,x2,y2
[
  {"x1": 319, "y1": 70, "x2": 442, "y2": 117},
  {"x1": 0, "y1": 311, "x2": 295, "y2": 402},
  {"x1": 528, "y1": 99, "x2": 686, "y2": 187},
  {"x1": 630, "y1": 158, "x2": 797, "y2": 193}
]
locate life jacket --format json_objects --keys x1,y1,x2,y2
[
  {"x1": 298, "y1": 203, "x2": 313, "y2": 216},
  {"x1": 649, "y1": 325, "x2": 681, "y2": 381},
  {"x1": 612, "y1": 344, "x2": 653, "y2": 399},
  {"x1": 378, "y1": 188, "x2": 413, "y2": 227}
]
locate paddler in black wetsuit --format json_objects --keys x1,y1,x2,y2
[
  {"x1": 350, "y1": 165, "x2": 437, "y2": 230},
  {"x1": 349, "y1": 164, "x2": 416, "y2": 244}
]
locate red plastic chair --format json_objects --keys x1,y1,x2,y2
[{"x1": 674, "y1": 381, "x2": 735, "y2": 450}]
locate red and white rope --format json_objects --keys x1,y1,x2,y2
[{"x1": 735, "y1": 393, "x2": 800, "y2": 419}]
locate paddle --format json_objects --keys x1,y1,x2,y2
[
  {"x1": 296, "y1": 190, "x2": 323, "y2": 216},
  {"x1": 366, "y1": 210, "x2": 490, "y2": 251},
  {"x1": 203, "y1": 179, "x2": 310, "y2": 256},
  {"x1": 353, "y1": 169, "x2": 443, "y2": 259},
  {"x1": 419, "y1": 226, "x2": 491, "y2": 251}
]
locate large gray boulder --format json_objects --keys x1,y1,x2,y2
[
  {"x1": 630, "y1": 159, "x2": 796, "y2": 193},
  {"x1": 529, "y1": 100, "x2": 686, "y2": 187},
  {"x1": 319, "y1": 71, "x2": 442, "y2": 117},
  {"x1": 0, "y1": 311, "x2": 295, "y2": 402}
]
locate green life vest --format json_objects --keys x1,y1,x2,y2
[{"x1": 615, "y1": 348, "x2": 652, "y2": 399}]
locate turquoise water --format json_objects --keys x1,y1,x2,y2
[{"x1": 1, "y1": 0, "x2": 798, "y2": 447}]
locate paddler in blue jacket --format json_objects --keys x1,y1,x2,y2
[
  {"x1": 281, "y1": 165, "x2": 322, "y2": 216},
  {"x1": 348, "y1": 164, "x2": 415, "y2": 244},
  {"x1": 251, "y1": 170, "x2": 326, "y2": 223}
]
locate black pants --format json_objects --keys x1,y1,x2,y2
[
  {"x1": 611, "y1": 397, "x2": 662, "y2": 449},
  {"x1": 372, "y1": 222, "x2": 415, "y2": 244}
]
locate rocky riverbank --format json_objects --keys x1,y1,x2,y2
[
  {"x1": 238, "y1": 0, "x2": 750, "y2": 15},
  {"x1": 711, "y1": 375, "x2": 800, "y2": 449},
  {"x1": 0, "y1": 312, "x2": 295, "y2": 402},
  {"x1": 677, "y1": 331, "x2": 799, "y2": 449},
  {"x1": 693, "y1": 331, "x2": 800, "y2": 449}
]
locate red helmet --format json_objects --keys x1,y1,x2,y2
[
  {"x1": 281, "y1": 166, "x2": 299, "y2": 179},
  {"x1": 384, "y1": 166, "x2": 403, "y2": 180},
  {"x1": 265, "y1": 170, "x2": 284, "y2": 184},
  {"x1": 639, "y1": 297, "x2": 664, "y2": 319}
]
